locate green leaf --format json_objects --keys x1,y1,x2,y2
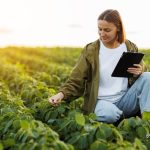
[
  {"x1": 88, "y1": 113, "x2": 96, "y2": 120},
  {"x1": 3, "y1": 120, "x2": 13, "y2": 134},
  {"x1": 78, "y1": 134, "x2": 88, "y2": 149},
  {"x1": 20, "y1": 120, "x2": 30, "y2": 129},
  {"x1": 101, "y1": 124, "x2": 113, "y2": 138},
  {"x1": 21, "y1": 132, "x2": 29, "y2": 143},
  {"x1": 128, "y1": 117, "x2": 137, "y2": 128},
  {"x1": 96, "y1": 127, "x2": 106, "y2": 140},
  {"x1": 112, "y1": 128, "x2": 123, "y2": 142},
  {"x1": 54, "y1": 141, "x2": 69, "y2": 150},
  {"x1": 136, "y1": 126, "x2": 147, "y2": 138},
  {"x1": 13, "y1": 119, "x2": 21, "y2": 130},
  {"x1": 49, "y1": 110, "x2": 58, "y2": 119},
  {"x1": 84, "y1": 124, "x2": 95, "y2": 132},
  {"x1": 75, "y1": 113, "x2": 85, "y2": 126},
  {"x1": 67, "y1": 134, "x2": 80, "y2": 144},
  {"x1": 47, "y1": 119, "x2": 55, "y2": 124},
  {"x1": 134, "y1": 138, "x2": 147, "y2": 150},
  {"x1": 142, "y1": 112, "x2": 150, "y2": 120},
  {"x1": 90, "y1": 141, "x2": 107, "y2": 150},
  {"x1": 57, "y1": 106, "x2": 65, "y2": 114},
  {"x1": 3, "y1": 139, "x2": 15, "y2": 148},
  {"x1": 0, "y1": 143, "x2": 3, "y2": 150},
  {"x1": 59, "y1": 119, "x2": 72, "y2": 131}
]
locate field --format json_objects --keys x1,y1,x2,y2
[{"x1": 0, "y1": 46, "x2": 150, "y2": 150}]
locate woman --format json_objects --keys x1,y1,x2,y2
[{"x1": 49, "y1": 9, "x2": 150, "y2": 123}]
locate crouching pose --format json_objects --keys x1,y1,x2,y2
[{"x1": 49, "y1": 9, "x2": 150, "y2": 123}]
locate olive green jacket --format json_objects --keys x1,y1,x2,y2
[{"x1": 60, "y1": 39, "x2": 146, "y2": 114}]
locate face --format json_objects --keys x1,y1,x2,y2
[{"x1": 98, "y1": 20, "x2": 118, "y2": 45}]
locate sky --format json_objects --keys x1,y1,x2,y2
[{"x1": 0, "y1": 0, "x2": 150, "y2": 48}]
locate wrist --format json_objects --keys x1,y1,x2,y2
[{"x1": 58, "y1": 92, "x2": 64, "y2": 99}]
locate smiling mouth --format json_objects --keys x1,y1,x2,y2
[{"x1": 101, "y1": 37, "x2": 108, "y2": 40}]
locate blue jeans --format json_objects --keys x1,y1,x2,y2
[{"x1": 96, "y1": 72, "x2": 150, "y2": 123}]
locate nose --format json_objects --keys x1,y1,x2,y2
[{"x1": 100, "y1": 30, "x2": 105, "y2": 36}]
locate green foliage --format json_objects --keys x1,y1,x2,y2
[
  {"x1": 0, "y1": 47, "x2": 150, "y2": 149},
  {"x1": 142, "y1": 112, "x2": 150, "y2": 120},
  {"x1": 75, "y1": 113, "x2": 85, "y2": 126}
]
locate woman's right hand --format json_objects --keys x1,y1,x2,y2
[{"x1": 48, "y1": 92, "x2": 64, "y2": 106}]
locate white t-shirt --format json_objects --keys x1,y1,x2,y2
[{"x1": 97, "y1": 41, "x2": 128, "y2": 103}]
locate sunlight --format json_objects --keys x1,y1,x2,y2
[{"x1": 0, "y1": 0, "x2": 150, "y2": 48}]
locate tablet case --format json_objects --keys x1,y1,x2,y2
[{"x1": 111, "y1": 52, "x2": 144, "y2": 77}]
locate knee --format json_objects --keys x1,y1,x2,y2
[
  {"x1": 140, "y1": 72, "x2": 150, "y2": 83},
  {"x1": 95, "y1": 101, "x2": 123, "y2": 123},
  {"x1": 103, "y1": 110, "x2": 122, "y2": 123}
]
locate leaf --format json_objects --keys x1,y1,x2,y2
[
  {"x1": 54, "y1": 141, "x2": 69, "y2": 150},
  {"x1": 142, "y1": 112, "x2": 150, "y2": 120},
  {"x1": 13, "y1": 119, "x2": 21, "y2": 130},
  {"x1": 3, "y1": 120, "x2": 13, "y2": 134},
  {"x1": 3, "y1": 139, "x2": 15, "y2": 148},
  {"x1": 67, "y1": 134, "x2": 80, "y2": 145},
  {"x1": 134, "y1": 138, "x2": 147, "y2": 150},
  {"x1": 88, "y1": 113, "x2": 96, "y2": 120},
  {"x1": 128, "y1": 117, "x2": 137, "y2": 128},
  {"x1": 78, "y1": 134, "x2": 88, "y2": 149},
  {"x1": 57, "y1": 106, "x2": 65, "y2": 114},
  {"x1": 136, "y1": 126, "x2": 147, "y2": 138},
  {"x1": 58, "y1": 119, "x2": 72, "y2": 131},
  {"x1": 21, "y1": 132, "x2": 29, "y2": 143},
  {"x1": 47, "y1": 119, "x2": 55, "y2": 124},
  {"x1": 96, "y1": 127, "x2": 106, "y2": 140},
  {"x1": 20, "y1": 120, "x2": 30, "y2": 129},
  {"x1": 84, "y1": 124, "x2": 95, "y2": 132},
  {"x1": 0, "y1": 143, "x2": 3, "y2": 150},
  {"x1": 112, "y1": 128, "x2": 123, "y2": 142},
  {"x1": 51, "y1": 110, "x2": 59, "y2": 118},
  {"x1": 90, "y1": 141, "x2": 107, "y2": 150},
  {"x1": 100, "y1": 124, "x2": 113, "y2": 139},
  {"x1": 18, "y1": 129, "x2": 27, "y2": 141},
  {"x1": 75, "y1": 113, "x2": 85, "y2": 126},
  {"x1": 32, "y1": 130, "x2": 40, "y2": 139}
]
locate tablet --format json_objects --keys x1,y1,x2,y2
[{"x1": 111, "y1": 52, "x2": 144, "y2": 77}]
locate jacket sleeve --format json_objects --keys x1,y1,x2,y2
[{"x1": 59, "y1": 46, "x2": 90, "y2": 101}]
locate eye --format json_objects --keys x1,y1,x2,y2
[
  {"x1": 105, "y1": 28, "x2": 111, "y2": 32},
  {"x1": 98, "y1": 28, "x2": 102, "y2": 31}
]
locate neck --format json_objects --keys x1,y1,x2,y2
[{"x1": 103, "y1": 40, "x2": 120, "y2": 49}]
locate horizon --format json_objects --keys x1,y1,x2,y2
[{"x1": 0, "y1": 0, "x2": 150, "y2": 48}]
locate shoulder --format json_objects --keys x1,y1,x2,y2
[
  {"x1": 83, "y1": 39, "x2": 100, "y2": 55},
  {"x1": 125, "y1": 39, "x2": 138, "y2": 52}
]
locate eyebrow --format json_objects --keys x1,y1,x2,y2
[{"x1": 98, "y1": 27, "x2": 111, "y2": 30}]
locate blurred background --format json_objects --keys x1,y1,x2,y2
[{"x1": 0, "y1": 0, "x2": 150, "y2": 48}]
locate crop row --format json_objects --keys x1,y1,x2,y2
[
  {"x1": 0, "y1": 47, "x2": 150, "y2": 150},
  {"x1": 0, "y1": 83, "x2": 73, "y2": 150}
]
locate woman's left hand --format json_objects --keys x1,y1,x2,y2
[{"x1": 127, "y1": 64, "x2": 143, "y2": 76}]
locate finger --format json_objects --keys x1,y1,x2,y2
[
  {"x1": 127, "y1": 67, "x2": 140, "y2": 71},
  {"x1": 128, "y1": 64, "x2": 142, "y2": 70},
  {"x1": 133, "y1": 64, "x2": 141, "y2": 68},
  {"x1": 53, "y1": 99, "x2": 62, "y2": 105},
  {"x1": 49, "y1": 99, "x2": 58, "y2": 106},
  {"x1": 127, "y1": 70, "x2": 139, "y2": 75},
  {"x1": 52, "y1": 100, "x2": 61, "y2": 107},
  {"x1": 48, "y1": 98, "x2": 56, "y2": 104},
  {"x1": 127, "y1": 68, "x2": 141, "y2": 73},
  {"x1": 133, "y1": 64, "x2": 143, "y2": 72}
]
